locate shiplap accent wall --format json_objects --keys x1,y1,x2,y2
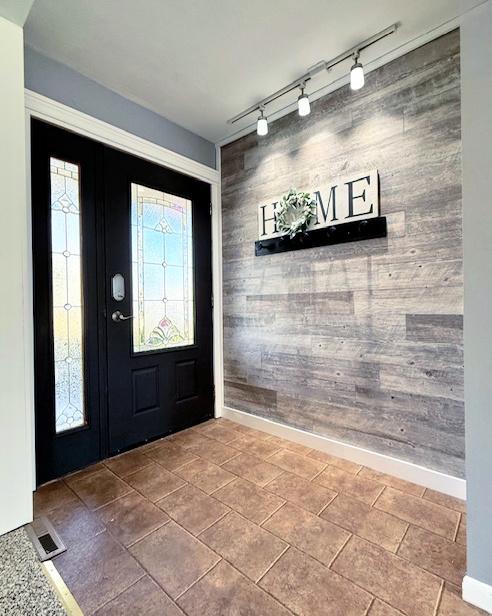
[{"x1": 220, "y1": 30, "x2": 463, "y2": 477}]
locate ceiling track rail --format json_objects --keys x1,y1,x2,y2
[{"x1": 227, "y1": 22, "x2": 399, "y2": 125}]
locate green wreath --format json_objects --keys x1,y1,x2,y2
[{"x1": 276, "y1": 188, "x2": 316, "y2": 238}]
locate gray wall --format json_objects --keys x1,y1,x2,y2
[
  {"x1": 24, "y1": 46, "x2": 216, "y2": 169},
  {"x1": 461, "y1": 1, "x2": 492, "y2": 589},
  {"x1": 221, "y1": 30, "x2": 464, "y2": 477}
]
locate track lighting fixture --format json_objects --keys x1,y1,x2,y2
[
  {"x1": 228, "y1": 23, "x2": 398, "y2": 130},
  {"x1": 297, "y1": 84, "x2": 311, "y2": 117},
  {"x1": 257, "y1": 107, "x2": 268, "y2": 136},
  {"x1": 350, "y1": 52, "x2": 365, "y2": 90}
]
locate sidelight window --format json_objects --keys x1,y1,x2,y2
[{"x1": 50, "y1": 157, "x2": 86, "y2": 433}]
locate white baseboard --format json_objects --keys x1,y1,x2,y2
[
  {"x1": 221, "y1": 407, "x2": 466, "y2": 500},
  {"x1": 463, "y1": 576, "x2": 492, "y2": 614}
]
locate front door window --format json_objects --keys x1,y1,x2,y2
[{"x1": 131, "y1": 183, "x2": 194, "y2": 353}]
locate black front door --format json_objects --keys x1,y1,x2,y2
[
  {"x1": 32, "y1": 120, "x2": 214, "y2": 484},
  {"x1": 104, "y1": 148, "x2": 214, "y2": 453}
]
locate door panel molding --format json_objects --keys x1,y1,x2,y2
[{"x1": 25, "y1": 92, "x2": 224, "y2": 487}]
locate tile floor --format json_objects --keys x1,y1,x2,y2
[{"x1": 32, "y1": 418, "x2": 484, "y2": 616}]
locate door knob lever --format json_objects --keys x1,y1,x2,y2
[{"x1": 112, "y1": 310, "x2": 133, "y2": 322}]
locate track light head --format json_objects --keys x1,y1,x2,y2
[
  {"x1": 257, "y1": 107, "x2": 268, "y2": 136},
  {"x1": 350, "y1": 53, "x2": 364, "y2": 90},
  {"x1": 298, "y1": 84, "x2": 311, "y2": 117}
]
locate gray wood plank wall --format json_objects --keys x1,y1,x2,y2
[{"x1": 220, "y1": 30, "x2": 464, "y2": 477}]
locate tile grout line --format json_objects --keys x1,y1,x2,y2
[
  {"x1": 316, "y1": 492, "x2": 339, "y2": 516},
  {"x1": 327, "y1": 532, "x2": 353, "y2": 569},
  {"x1": 258, "y1": 500, "x2": 287, "y2": 528},
  {"x1": 372, "y1": 488, "x2": 462, "y2": 543},
  {"x1": 89, "y1": 572, "x2": 148, "y2": 615},
  {"x1": 310, "y1": 462, "x2": 328, "y2": 482},
  {"x1": 124, "y1": 517, "x2": 171, "y2": 549},
  {"x1": 433, "y1": 580, "x2": 445, "y2": 616},
  {"x1": 173, "y1": 557, "x2": 224, "y2": 602},
  {"x1": 370, "y1": 485, "x2": 386, "y2": 507},
  {"x1": 254, "y1": 543, "x2": 291, "y2": 584},
  {"x1": 395, "y1": 523, "x2": 411, "y2": 555},
  {"x1": 452, "y1": 512, "x2": 462, "y2": 542},
  {"x1": 364, "y1": 597, "x2": 376, "y2": 616},
  {"x1": 195, "y1": 509, "x2": 233, "y2": 538}
]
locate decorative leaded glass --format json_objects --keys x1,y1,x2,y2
[
  {"x1": 50, "y1": 157, "x2": 86, "y2": 433},
  {"x1": 131, "y1": 183, "x2": 194, "y2": 353}
]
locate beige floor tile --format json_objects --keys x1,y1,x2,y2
[
  {"x1": 223, "y1": 452, "x2": 284, "y2": 487},
  {"x1": 200, "y1": 511, "x2": 287, "y2": 581},
  {"x1": 267, "y1": 449, "x2": 326, "y2": 480},
  {"x1": 165, "y1": 429, "x2": 211, "y2": 450},
  {"x1": 398, "y1": 524, "x2": 467, "y2": 586},
  {"x1": 332, "y1": 535, "x2": 442, "y2": 615},
  {"x1": 95, "y1": 576, "x2": 185, "y2": 616},
  {"x1": 173, "y1": 457, "x2": 212, "y2": 480},
  {"x1": 47, "y1": 500, "x2": 105, "y2": 548},
  {"x1": 228, "y1": 435, "x2": 282, "y2": 460},
  {"x1": 423, "y1": 489, "x2": 467, "y2": 514},
  {"x1": 34, "y1": 480, "x2": 79, "y2": 517},
  {"x1": 104, "y1": 450, "x2": 152, "y2": 478},
  {"x1": 263, "y1": 503, "x2": 349, "y2": 566},
  {"x1": 264, "y1": 471, "x2": 336, "y2": 514},
  {"x1": 178, "y1": 560, "x2": 291, "y2": 616},
  {"x1": 54, "y1": 531, "x2": 144, "y2": 614},
  {"x1": 125, "y1": 462, "x2": 185, "y2": 502},
  {"x1": 438, "y1": 589, "x2": 489, "y2": 615},
  {"x1": 308, "y1": 450, "x2": 362, "y2": 474},
  {"x1": 146, "y1": 442, "x2": 199, "y2": 471},
  {"x1": 228, "y1": 425, "x2": 272, "y2": 440},
  {"x1": 375, "y1": 487, "x2": 460, "y2": 539},
  {"x1": 64, "y1": 462, "x2": 105, "y2": 486},
  {"x1": 213, "y1": 478, "x2": 285, "y2": 525},
  {"x1": 315, "y1": 466, "x2": 384, "y2": 505},
  {"x1": 195, "y1": 422, "x2": 240, "y2": 444},
  {"x1": 321, "y1": 493, "x2": 408, "y2": 552},
  {"x1": 175, "y1": 458, "x2": 236, "y2": 494},
  {"x1": 97, "y1": 491, "x2": 169, "y2": 547},
  {"x1": 129, "y1": 522, "x2": 220, "y2": 599},
  {"x1": 369, "y1": 599, "x2": 403, "y2": 615},
  {"x1": 357, "y1": 467, "x2": 426, "y2": 497},
  {"x1": 456, "y1": 514, "x2": 467, "y2": 545},
  {"x1": 260, "y1": 547, "x2": 372, "y2": 616},
  {"x1": 185, "y1": 437, "x2": 239, "y2": 465},
  {"x1": 156, "y1": 484, "x2": 229, "y2": 535},
  {"x1": 68, "y1": 468, "x2": 133, "y2": 510},
  {"x1": 265, "y1": 435, "x2": 313, "y2": 456}
]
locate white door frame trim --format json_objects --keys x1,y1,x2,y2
[{"x1": 24, "y1": 90, "x2": 224, "y2": 487}]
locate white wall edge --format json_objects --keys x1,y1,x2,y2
[
  {"x1": 222, "y1": 406, "x2": 466, "y2": 499},
  {"x1": 463, "y1": 576, "x2": 492, "y2": 614},
  {"x1": 216, "y1": 14, "x2": 463, "y2": 147},
  {"x1": 24, "y1": 91, "x2": 221, "y2": 489},
  {"x1": 212, "y1": 144, "x2": 225, "y2": 418},
  {"x1": 25, "y1": 89, "x2": 219, "y2": 185}
]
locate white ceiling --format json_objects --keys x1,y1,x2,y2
[
  {"x1": 0, "y1": 0, "x2": 34, "y2": 26},
  {"x1": 24, "y1": 0, "x2": 482, "y2": 143}
]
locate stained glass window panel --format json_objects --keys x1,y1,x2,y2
[
  {"x1": 50, "y1": 158, "x2": 86, "y2": 433},
  {"x1": 131, "y1": 183, "x2": 194, "y2": 353}
]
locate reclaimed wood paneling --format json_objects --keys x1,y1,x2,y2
[{"x1": 221, "y1": 31, "x2": 464, "y2": 477}]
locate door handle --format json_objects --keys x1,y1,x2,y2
[{"x1": 112, "y1": 310, "x2": 133, "y2": 322}]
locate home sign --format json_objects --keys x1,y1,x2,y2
[{"x1": 255, "y1": 170, "x2": 387, "y2": 256}]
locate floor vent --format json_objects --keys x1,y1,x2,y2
[{"x1": 25, "y1": 517, "x2": 66, "y2": 561}]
